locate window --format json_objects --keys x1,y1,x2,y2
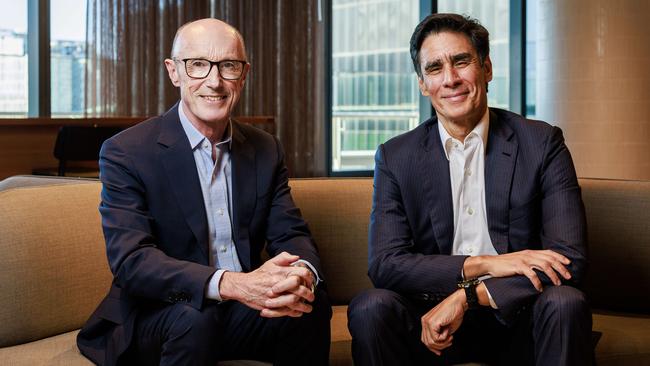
[
  {"x1": 0, "y1": 0, "x2": 28, "y2": 117},
  {"x1": 331, "y1": 0, "x2": 422, "y2": 173},
  {"x1": 0, "y1": 0, "x2": 86, "y2": 118},
  {"x1": 51, "y1": 0, "x2": 87, "y2": 116},
  {"x1": 437, "y1": 0, "x2": 511, "y2": 110},
  {"x1": 525, "y1": 0, "x2": 537, "y2": 118}
]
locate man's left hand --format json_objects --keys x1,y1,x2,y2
[{"x1": 420, "y1": 289, "x2": 467, "y2": 355}]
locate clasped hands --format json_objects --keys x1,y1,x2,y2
[
  {"x1": 421, "y1": 249, "x2": 572, "y2": 355},
  {"x1": 219, "y1": 252, "x2": 316, "y2": 318}
]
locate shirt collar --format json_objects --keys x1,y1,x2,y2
[
  {"x1": 178, "y1": 102, "x2": 233, "y2": 151},
  {"x1": 437, "y1": 108, "x2": 490, "y2": 160}
]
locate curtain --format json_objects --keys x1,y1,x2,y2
[
  {"x1": 212, "y1": 0, "x2": 327, "y2": 177},
  {"x1": 84, "y1": 0, "x2": 209, "y2": 117},
  {"x1": 84, "y1": 0, "x2": 326, "y2": 177}
]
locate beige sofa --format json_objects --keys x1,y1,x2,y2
[{"x1": 0, "y1": 175, "x2": 648, "y2": 365}]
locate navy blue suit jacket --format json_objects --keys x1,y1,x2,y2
[
  {"x1": 77, "y1": 104, "x2": 321, "y2": 365},
  {"x1": 368, "y1": 108, "x2": 587, "y2": 324}
]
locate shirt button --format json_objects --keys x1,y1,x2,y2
[
  {"x1": 219, "y1": 245, "x2": 227, "y2": 253},
  {"x1": 465, "y1": 169, "x2": 472, "y2": 176},
  {"x1": 467, "y1": 207, "x2": 474, "y2": 215},
  {"x1": 217, "y1": 208, "x2": 224, "y2": 216},
  {"x1": 467, "y1": 247, "x2": 474, "y2": 254}
]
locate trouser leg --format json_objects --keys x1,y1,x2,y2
[
  {"x1": 532, "y1": 285, "x2": 593, "y2": 366},
  {"x1": 220, "y1": 287, "x2": 332, "y2": 366},
  {"x1": 128, "y1": 302, "x2": 222, "y2": 366},
  {"x1": 348, "y1": 288, "x2": 440, "y2": 366}
]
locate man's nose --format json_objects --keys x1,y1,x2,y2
[
  {"x1": 204, "y1": 65, "x2": 223, "y2": 87},
  {"x1": 442, "y1": 66, "x2": 461, "y2": 87}
]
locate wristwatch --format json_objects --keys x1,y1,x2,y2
[{"x1": 457, "y1": 278, "x2": 482, "y2": 310}]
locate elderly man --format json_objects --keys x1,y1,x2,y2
[
  {"x1": 348, "y1": 13, "x2": 592, "y2": 365},
  {"x1": 77, "y1": 18, "x2": 331, "y2": 366}
]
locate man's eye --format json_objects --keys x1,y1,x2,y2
[
  {"x1": 426, "y1": 66, "x2": 441, "y2": 74},
  {"x1": 191, "y1": 60, "x2": 209, "y2": 67}
]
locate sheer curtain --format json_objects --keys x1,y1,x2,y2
[
  {"x1": 84, "y1": 0, "x2": 209, "y2": 117},
  {"x1": 84, "y1": 0, "x2": 326, "y2": 177}
]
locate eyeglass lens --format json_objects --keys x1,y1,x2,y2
[{"x1": 185, "y1": 59, "x2": 244, "y2": 80}]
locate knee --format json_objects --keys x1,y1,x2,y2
[
  {"x1": 167, "y1": 303, "x2": 219, "y2": 342},
  {"x1": 301, "y1": 287, "x2": 333, "y2": 328},
  {"x1": 348, "y1": 289, "x2": 404, "y2": 332},
  {"x1": 534, "y1": 286, "x2": 589, "y2": 319}
]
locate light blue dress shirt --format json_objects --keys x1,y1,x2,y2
[
  {"x1": 178, "y1": 104, "x2": 320, "y2": 301},
  {"x1": 179, "y1": 103, "x2": 241, "y2": 300}
]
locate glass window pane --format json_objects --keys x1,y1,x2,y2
[
  {"x1": 51, "y1": 0, "x2": 86, "y2": 116},
  {"x1": 331, "y1": 0, "x2": 421, "y2": 172},
  {"x1": 0, "y1": 0, "x2": 28, "y2": 117},
  {"x1": 437, "y1": 0, "x2": 511, "y2": 109}
]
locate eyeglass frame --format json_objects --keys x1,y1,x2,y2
[{"x1": 173, "y1": 58, "x2": 248, "y2": 80}]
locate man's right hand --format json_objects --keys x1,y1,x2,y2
[
  {"x1": 218, "y1": 252, "x2": 316, "y2": 317},
  {"x1": 464, "y1": 249, "x2": 572, "y2": 291}
]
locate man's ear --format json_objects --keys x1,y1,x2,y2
[
  {"x1": 239, "y1": 63, "x2": 250, "y2": 85},
  {"x1": 483, "y1": 55, "x2": 493, "y2": 82},
  {"x1": 418, "y1": 76, "x2": 430, "y2": 97},
  {"x1": 164, "y1": 59, "x2": 181, "y2": 87}
]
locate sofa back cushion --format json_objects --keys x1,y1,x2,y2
[
  {"x1": 289, "y1": 178, "x2": 374, "y2": 305},
  {"x1": 0, "y1": 182, "x2": 111, "y2": 347},
  {"x1": 580, "y1": 178, "x2": 650, "y2": 314}
]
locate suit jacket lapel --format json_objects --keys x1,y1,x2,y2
[
  {"x1": 157, "y1": 104, "x2": 209, "y2": 259},
  {"x1": 420, "y1": 118, "x2": 455, "y2": 254},
  {"x1": 485, "y1": 110, "x2": 518, "y2": 254},
  {"x1": 230, "y1": 122, "x2": 256, "y2": 271}
]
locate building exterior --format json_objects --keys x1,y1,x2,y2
[
  {"x1": 331, "y1": 0, "x2": 420, "y2": 171},
  {"x1": 0, "y1": 29, "x2": 85, "y2": 117}
]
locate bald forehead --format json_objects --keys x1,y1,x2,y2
[{"x1": 171, "y1": 18, "x2": 246, "y2": 60}]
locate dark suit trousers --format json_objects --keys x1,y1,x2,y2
[
  {"x1": 122, "y1": 288, "x2": 331, "y2": 366},
  {"x1": 348, "y1": 286, "x2": 592, "y2": 366}
]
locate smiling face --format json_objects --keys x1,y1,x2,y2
[
  {"x1": 417, "y1": 31, "x2": 492, "y2": 127},
  {"x1": 164, "y1": 19, "x2": 249, "y2": 127}
]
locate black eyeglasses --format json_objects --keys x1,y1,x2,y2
[{"x1": 176, "y1": 58, "x2": 247, "y2": 80}]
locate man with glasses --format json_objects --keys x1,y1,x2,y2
[{"x1": 77, "y1": 18, "x2": 331, "y2": 366}]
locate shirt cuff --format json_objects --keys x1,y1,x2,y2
[
  {"x1": 291, "y1": 259, "x2": 322, "y2": 285},
  {"x1": 205, "y1": 269, "x2": 227, "y2": 301},
  {"x1": 484, "y1": 283, "x2": 498, "y2": 309}
]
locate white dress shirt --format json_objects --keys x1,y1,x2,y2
[{"x1": 438, "y1": 108, "x2": 498, "y2": 308}]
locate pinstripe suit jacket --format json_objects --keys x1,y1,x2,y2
[{"x1": 368, "y1": 108, "x2": 587, "y2": 324}]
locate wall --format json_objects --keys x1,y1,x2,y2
[{"x1": 534, "y1": 0, "x2": 650, "y2": 180}]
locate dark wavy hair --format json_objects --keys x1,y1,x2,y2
[{"x1": 410, "y1": 13, "x2": 490, "y2": 78}]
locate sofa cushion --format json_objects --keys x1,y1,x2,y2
[
  {"x1": 289, "y1": 178, "x2": 374, "y2": 305},
  {"x1": 0, "y1": 330, "x2": 91, "y2": 366},
  {"x1": 0, "y1": 183, "x2": 112, "y2": 347},
  {"x1": 0, "y1": 175, "x2": 98, "y2": 191},
  {"x1": 593, "y1": 311, "x2": 650, "y2": 366},
  {"x1": 579, "y1": 178, "x2": 650, "y2": 314}
]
